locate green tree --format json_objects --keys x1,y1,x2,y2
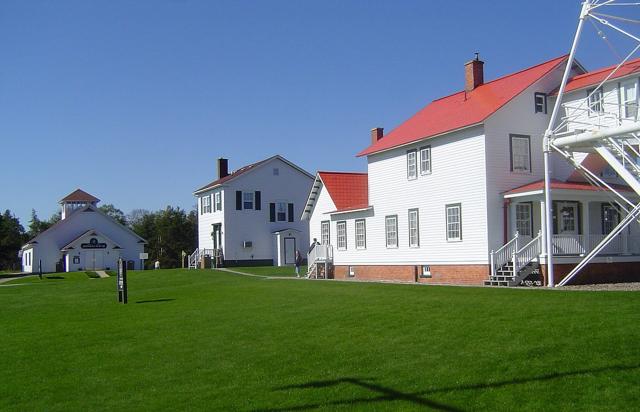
[
  {"x1": 28, "y1": 209, "x2": 61, "y2": 238},
  {"x1": 99, "y1": 203, "x2": 127, "y2": 226},
  {"x1": 130, "y1": 206, "x2": 197, "y2": 269},
  {"x1": 0, "y1": 210, "x2": 27, "y2": 270}
]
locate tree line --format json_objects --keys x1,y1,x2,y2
[{"x1": 0, "y1": 205, "x2": 197, "y2": 271}]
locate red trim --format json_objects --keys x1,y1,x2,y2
[{"x1": 503, "y1": 199, "x2": 511, "y2": 244}]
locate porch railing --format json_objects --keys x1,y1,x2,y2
[
  {"x1": 552, "y1": 234, "x2": 640, "y2": 255},
  {"x1": 308, "y1": 244, "x2": 333, "y2": 265}
]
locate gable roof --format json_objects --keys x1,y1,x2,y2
[
  {"x1": 60, "y1": 229, "x2": 122, "y2": 251},
  {"x1": 60, "y1": 189, "x2": 100, "y2": 203},
  {"x1": 23, "y1": 204, "x2": 147, "y2": 247},
  {"x1": 358, "y1": 55, "x2": 570, "y2": 157},
  {"x1": 318, "y1": 172, "x2": 368, "y2": 212},
  {"x1": 193, "y1": 155, "x2": 314, "y2": 195},
  {"x1": 561, "y1": 56, "x2": 640, "y2": 94},
  {"x1": 302, "y1": 171, "x2": 368, "y2": 220}
]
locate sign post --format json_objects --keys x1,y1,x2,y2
[
  {"x1": 117, "y1": 258, "x2": 128, "y2": 304},
  {"x1": 139, "y1": 252, "x2": 148, "y2": 271},
  {"x1": 38, "y1": 259, "x2": 42, "y2": 280}
]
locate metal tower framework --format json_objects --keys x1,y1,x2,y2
[{"x1": 544, "y1": 0, "x2": 640, "y2": 286}]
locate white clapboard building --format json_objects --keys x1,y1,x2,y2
[
  {"x1": 21, "y1": 189, "x2": 146, "y2": 273},
  {"x1": 191, "y1": 155, "x2": 314, "y2": 267},
  {"x1": 303, "y1": 55, "x2": 640, "y2": 286}
]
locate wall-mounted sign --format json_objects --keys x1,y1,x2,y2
[
  {"x1": 81, "y1": 237, "x2": 107, "y2": 249},
  {"x1": 139, "y1": 252, "x2": 148, "y2": 260}
]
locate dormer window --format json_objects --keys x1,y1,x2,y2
[
  {"x1": 534, "y1": 92, "x2": 547, "y2": 114},
  {"x1": 587, "y1": 87, "x2": 603, "y2": 115}
]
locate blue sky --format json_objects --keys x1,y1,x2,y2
[{"x1": 0, "y1": 0, "x2": 633, "y2": 225}]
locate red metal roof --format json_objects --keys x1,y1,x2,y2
[
  {"x1": 318, "y1": 172, "x2": 368, "y2": 212},
  {"x1": 358, "y1": 55, "x2": 569, "y2": 157},
  {"x1": 562, "y1": 57, "x2": 640, "y2": 94},
  {"x1": 59, "y1": 189, "x2": 100, "y2": 203},
  {"x1": 504, "y1": 179, "x2": 632, "y2": 196}
]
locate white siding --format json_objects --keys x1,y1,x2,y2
[
  {"x1": 308, "y1": 183, "x2": 337, "y2": 248},
  {"x1": 342, "y1": 126, "x2": 488, "y2": 266},
  {"x1": 484, "y1": 63, "x2": 568, "y2": 252},
  {"x1": 208, "y1": 157, "x2": 313, "y2": 264},
  {"x1": 196, "y1": 189, "x2": 224, "y2": 250}
]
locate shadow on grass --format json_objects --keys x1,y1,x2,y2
[
  {"x1": 135, "y1": 298, "x2": 176, "y2": 304},
  {"x1": 256, "y1": 364, "x2": 639, "y2": 412},
  {"x1": 45, "y1": 276, "x2": 65, "y2": 280}
]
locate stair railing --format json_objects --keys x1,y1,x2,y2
[
  {"x1": 490, "y1": 232, "x2": 519, "y2": 277},
  {"x1": 188, "y1": 249, "x2": 199, "y2": 269},
  {"x1": 513, "y1": 231, "x2": 543, "y2": 275}
]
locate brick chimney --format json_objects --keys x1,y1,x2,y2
[
  {"x1": 217, "y1": 158, "x2": 229, "y2": 179},
  {"x1": 465, "y1": 53, "x2": 484, "y2": 92},
  {"x1": 371, "y1": 127, "x2": 384, "y2": 145}
]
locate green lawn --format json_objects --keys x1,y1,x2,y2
[
  {"x1": 230, "y1": 265, "x2": 307, "y2": 277},
  {"x1": 1, "y1": 269, "x2": 638, "y2": 411}
]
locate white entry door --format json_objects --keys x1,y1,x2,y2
[
  {"x1": 555, "y1": 202, "x2": 583, "y2": 255},
  {"x1": 284, "y1": 237, "x2": 296, "y2": 265}
]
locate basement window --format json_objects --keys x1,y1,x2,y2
[
  {"x1": 421, "y1": 265, "x2": 431, "y2": 278},
  {"x1": 348, "y1": 266, "x2": 355, "y2": 277}
]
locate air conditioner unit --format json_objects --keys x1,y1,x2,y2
[{"x1": 243, "y1": 241, "x2": 253, "y2": 248}]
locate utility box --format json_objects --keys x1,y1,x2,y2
[{"x1": 201, "y1": 255, "x2": 212, "y2": 269}]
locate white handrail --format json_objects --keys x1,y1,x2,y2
[
  {"x1": 490, "y1": 232, "x2": 519, "y2": 276},
  {"x1": 514, "y1": 232, "x2": 542, "y2": 274}
]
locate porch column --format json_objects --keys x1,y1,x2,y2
[
  {"x1": 540, "y1": 200, "x2": 548, "y2": 256},
  {"x1": 622, "y1": 208, "x2": 630, "y2": 255},
  {"x1": 581, "y1": 200, "x2": 590, "y2": 252}
]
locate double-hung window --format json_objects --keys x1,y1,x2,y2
[
  {"x1": 355, "y1": 219, "x2": 366, "y2": 249},
  {"x1": 214, "y1": 192, "x2": 222, "y2": 212},
  {"x1": 276, "y1": 202, "x2": 287, "y2": 221},
  {"x1": 588, "y1": 87, "x2": 603, "y2": 115},
  {"x1": 446, "y1": 204, "x2": 462, "y2": 242},
  {"x1": 622, "y1": 79, "x2": 638, "y2": 120},
  {"x1": 201, "y1": 195, "x2": 211, "y2": 214},
  {"x1": 420, "y1": 146, "x2": 431, "y2": 175},
  {"x1": 385, "y1": 215, "x2": 398, "y2": 248},
  {"x1": 336, "y1": 221, "x2": 347, "y2": 250},
  {"x1": 243, "y1": 192, "x2": 254, "y2": 209},
  {"x1": 407, "y1": 150, "x2": 417, "y2": 180},
  {"x1": 408, "y1": 209, "x2": 419, "y2": 247},
  {"x1": 534, "y1": 92, "x2": 547, "y2": 114},
  {"x1": 515, "y1": 203, "x2": 532, "y2": 237},
  {"x1": 510, "y1": 134, "x2": 531, "y2": 173},
  {"x1": 321, "y1": 221, "x2": 330, "y2": 245}
]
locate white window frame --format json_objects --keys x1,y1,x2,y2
[
  {"x1": 243, "y1": 192, "x2": 254, "y2": 210},
  {"x1": 622, "y1": 79, "x2": 638, "y2": 120},
  {"x1": 407, "y1": 149, "x2": 417, "y2": 180},
  {"x1": 515, "y1": 203, "x2": 532, "y2": 237},
  {"x1": 385, "y1": 215, "x2": 398, "y2": 248},
  {"x1": 276, "y1": 202, "x2": 287, "y2": 222},
  {"x1": 419, "y1": 146, "x2": 431, "y2": 175},
  {"x1": 588, "y1": 87, "x2": 603, "y2": 115},
  {"x1": 534, "y1": 92, "x2": 547, "y2": 114},
  {"x1": 602, "y1": 204, "x2": 620, "y2": 235},
  {"x1": 321, "y1": 221, "x2": 330, "y2": 245},
  {"x1": 355, "y1": 219, "x2": 366, "y2": 250},
  {"x1": 336, "y1": 221, "x2": 347, "y2": 250},
  {"x1": 201, "y1": 195, "x2": 211, "y2": 214},
  {"x1": 446, "y1": 204, "x2": 462, "y2": 242},
  {"x1": 408, "y1": 209, "x2": 420, "y2": 248},
  {"x1": 214, "y1": 192, "x2": 222, "y2": 212},
  {"x1": 510, "y1": 134, "x2": 531, "y2": 174}
]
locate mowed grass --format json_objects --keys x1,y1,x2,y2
[
  {"x1": 1, "y1": 270, "x2": 638, "y2": 411},
  {"x1": 231, "y1": 265, "x2": 307, "y2": 277}
]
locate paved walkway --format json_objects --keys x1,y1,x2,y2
[
  {"x1": 95, "y1": 270, "x2": 109, "y2": 279},
  {"x1": 0, "y1": 273, "x2": 35, "y2": 285}
]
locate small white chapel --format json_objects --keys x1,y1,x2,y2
[{"x1": 20, "y1": 189, "x2": 146, "y2": 273}]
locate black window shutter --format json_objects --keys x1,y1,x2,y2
[
  {"x1": 269, "y1": 203, "x2": 275, "y2": 222},
  {"x1": 236, "y1": 191, "x2": 242, "y2": 210},
  {"x1": 288, "y1": 203, "x2": 294, "y2": 222},
  {"x1": 255, "y1": 191, "x2": 261, "y2": 210}
]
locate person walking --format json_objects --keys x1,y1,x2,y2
[{"x1": 295, "y1": 250, "x2": 303, "y2": 278}]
